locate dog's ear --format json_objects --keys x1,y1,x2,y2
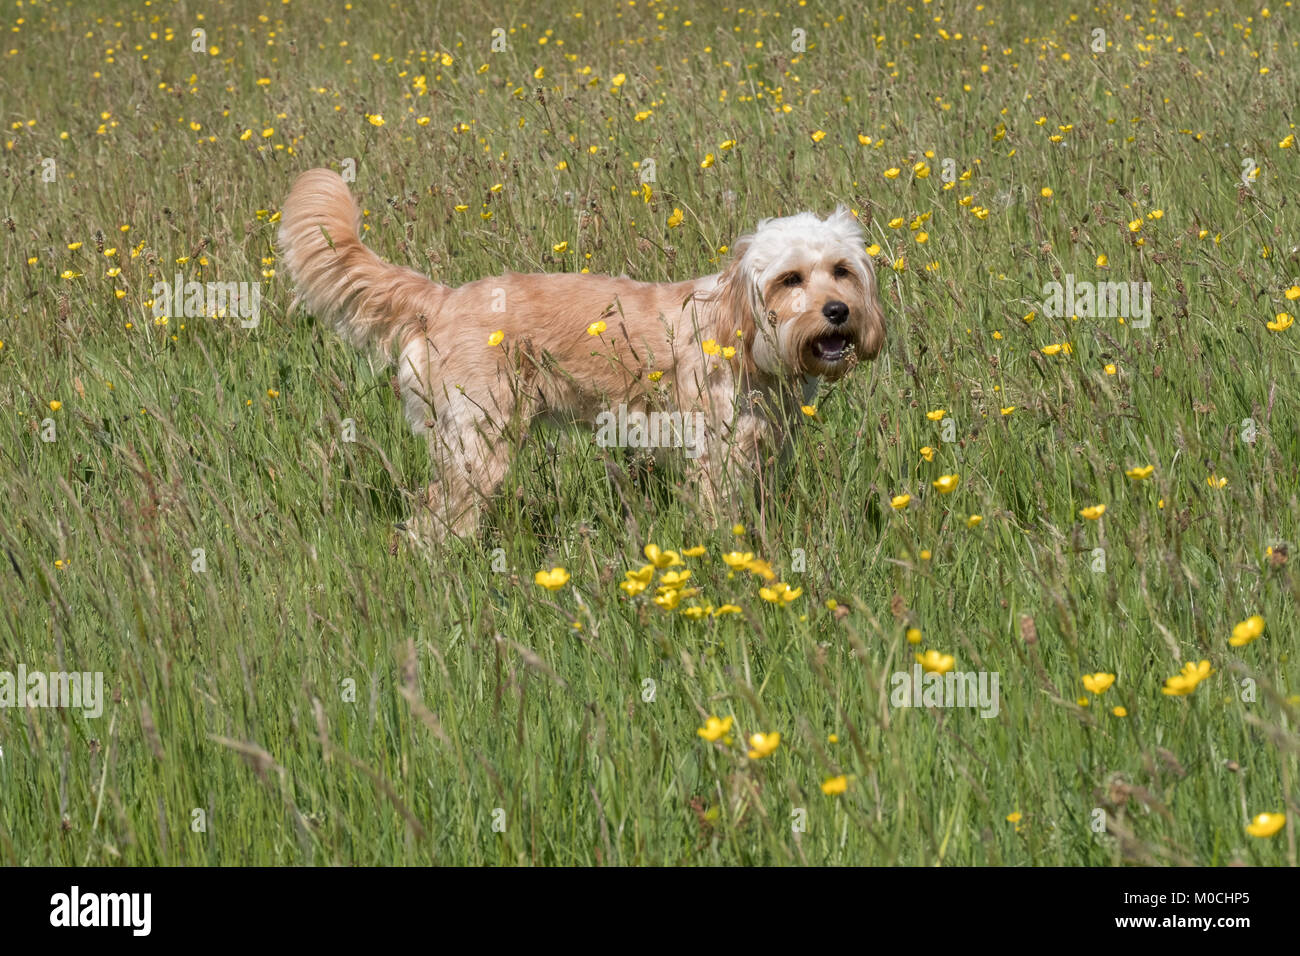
[
  {"x1": 825, "y1": 205, "x2": 865, "y2": 243},
  {"x1": 710, "y1": 235, "x2": 761, "y2": 374}
]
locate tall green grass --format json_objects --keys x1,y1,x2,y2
[{"x1": 0, "y1": 0, "x2": 1297, "y2": 865}]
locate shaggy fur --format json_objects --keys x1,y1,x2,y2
[{"x1": 279, "y1": 169, "x2": 886, "y2": 539}]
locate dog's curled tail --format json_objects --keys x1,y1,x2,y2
[{"x1": 279, "y1": 168, "x2": 439, "y2": 354}]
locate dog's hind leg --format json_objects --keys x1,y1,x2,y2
[{"x1": 410, "y1": 404, "x2": 515, "y2": 541}]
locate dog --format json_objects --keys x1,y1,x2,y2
[{"x1": 278, "y1": 169, "x2": 886, "y2": 540}]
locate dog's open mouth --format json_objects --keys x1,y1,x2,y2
[{"x1": 809, "y1": 333, "x2": 855, "y2": 363}]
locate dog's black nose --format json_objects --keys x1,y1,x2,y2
[{"x1": 822, "y1": 300, "x2": 849, "y2": 325}]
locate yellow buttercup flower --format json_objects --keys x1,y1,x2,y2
[
  {"x1": 1126, "y1": 465, "x2": 1154, "y2": 480},
  {"x1": 1184, "y1": 660, "x2": 1213, "y2": 681},
  {"x1": 713, "y1": 604, "x2": 742, "y2": 616},
  {"x1": 666, "y1": 208, "x2": 684, "y2": 228},
  {"x1": 653, "y1": 588, "x2": 688, "y2": 610},
  {"x1": 1246, "y1": 812, "x2": 1285, "y2": 838},
  {"x1": 906, "y1": 627, "x2": 922, "y2": 645},
  {"x1": 697, "y1": 715, "x2": 733, "y2": 742},
  {"x1": 1229, "y1": 615, "x2": 1265, "y2": 647},
  {"x1": 1162, "y1": 660, "x2": 1213, "y2": 696},
  {"x1": 821, "y1": 775, "x2": 849, "y2": 795},
  {"x1": 883, "y1": 167, "x2": 901, "y2": 179},
  {"x1": 1079, "y1": 504, "x2": 1106, "y2": 520},
  {"x1": 926, "y1": 408, "x2": 946, "y2": 421},
  {"x1": 1082, "y1": 673, "x2": 1115, "y2": 695},
  {"x1": 619, "y1": 579, "x2": 647, "y2": 596},
  {"x1": 534, "y1": 567, "x2": 570, "y2": 590},
  {"x1": 487, "y1": 329, "x2": 504, "y2": 347},
  {"x1": 48, "y1": 400, "x2": 63, "y2": 411},
  {"x1": 932, "y1": 473, "x2": 960, "y2": 494},
  {"x1": 658, "y1": 569, "x2": 692, "y2": 590},
  {"x1": 916, "y1": 650, "x2": 956, "y2": 674},
  {"x1": 759, "y1": 581, "x2": 802, "y2": 604},
  {"x1": 1267, "y1": 312, "x2": 1294, "y2": 332},
  {"x1": 722, "y1": 551, "x2": 754, "y2": 569},
  {"x1": 625, "y1": 564, "x2": 655, "y2": 584},
  {"x1": 1111, "y1": 706, "x2": 1128, "y2": 717},
  {"x1": 586, "y1": 320, "x2": 607, "y2": 336},
  {"x1": 747, "y1": 732, "x2": 780, "y2": 759},
  {"x1": 643, "y1": 544, "x2": 682, "y2": 568},
  {"x1": 890, "y1": 494, "x2": 911, "y2": 510},
  {"x1": 682, "y1": 545, "x2": 707, "y2": 557},
  {"x1": 920, "y1": 446, "x2": 935, "y2": 462}
]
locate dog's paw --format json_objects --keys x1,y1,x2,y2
[{"x1": 394, "y1": 515, "x2": 439, "y2": 551}]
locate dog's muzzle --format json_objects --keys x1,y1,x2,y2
[{"x1": 809, "y1": 332, "x2": 855, "y2": 363}]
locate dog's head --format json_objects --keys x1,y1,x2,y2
[{"x1": 714, "y1": 207, "x2": 886, "y2": 381}]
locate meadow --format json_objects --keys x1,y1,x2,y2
[{"x1": 1, "y1": 0, "x2": 1298, "y2": 865}]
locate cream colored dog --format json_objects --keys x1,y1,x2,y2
[{"x1": 279, "y1": 169, "x2": 885, "y2": 539}]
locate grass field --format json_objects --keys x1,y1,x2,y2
[{"x1": 1, "y1": 0, "x2": 1298, "y2": 866}]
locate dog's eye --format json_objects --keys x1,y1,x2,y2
[
  {"x1": 833, "y1": 264, "x2": 851, "y2": 279},
  {"x1": 780, "y1": 272, "x2": 803, "y2": 287}
]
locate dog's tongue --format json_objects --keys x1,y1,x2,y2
[{"x1": 813, "y1": 335, "x2": 849, "y2": 359}]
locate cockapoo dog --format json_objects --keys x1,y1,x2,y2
[{"x1": 279, "y1": 169, "x2": 886, "y2": 539}]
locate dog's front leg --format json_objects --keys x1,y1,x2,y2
[{"x1": 691, "y1": 408, "x2": 770, "y2": 523}]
